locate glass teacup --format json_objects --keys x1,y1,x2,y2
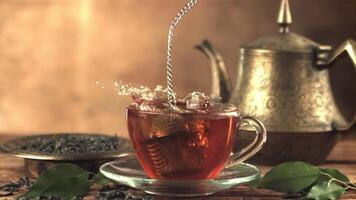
[{"x1": 127, "y1": 103, "x2": 266, "y2": 180}]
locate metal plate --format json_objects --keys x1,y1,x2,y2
[{"x1": 0, "y1": 133, "x2": 133, "y2": 161}]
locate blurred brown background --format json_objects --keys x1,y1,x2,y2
[{"x1": 0, "y1": 0, "x2": 355, "y2": 137}]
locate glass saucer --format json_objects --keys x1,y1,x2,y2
[{"x1": 100, "y1": 153, "x2": 260, "y2": 197}]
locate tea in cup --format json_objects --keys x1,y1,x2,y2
[{"x1": 127, "y1": 99, "x2": 266, "y2": 180}]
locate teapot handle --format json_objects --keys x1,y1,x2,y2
[{"x1": 317, "y1": 39, "x2": 356, "y2": 131}]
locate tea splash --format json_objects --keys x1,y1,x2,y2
[{"x1": 113, "y1": 81, "x2": 219, "y2": 113}]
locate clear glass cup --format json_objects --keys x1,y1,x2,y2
[{"x1": 127, "y1": 103, "x2": 267, "y2": 180}]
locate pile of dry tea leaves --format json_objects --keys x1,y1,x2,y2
[{"x1": 16, "y1": 134, "x2": 120, "y2": 154}]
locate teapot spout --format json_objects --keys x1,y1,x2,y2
[{"x1": 195, "y1": 40, "x2": 232, "y2": 103}]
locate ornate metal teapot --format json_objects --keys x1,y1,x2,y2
[{"x1": 196, "y1": 0, "x2": 355, "y2": 164}]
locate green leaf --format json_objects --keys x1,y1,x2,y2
[
  {"x1": 259, "y1": 161, "x2": 321, "y2": 193},
  {"x1": 93, "y1": 173, "x2": 112, "y2": 186},
  {"x1": 318, "y1": 168, "x2": 350, "y2": 183},
  {"x1": 41, "y1": 175, "x2": 90, "y2": 200},
  {"x1": 306, "y1": 182, "x2": 345, "y2": 200},
  {"x1": 21, "y1": 163, "x2": 88, "y2": 198}
]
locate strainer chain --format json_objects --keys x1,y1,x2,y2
[{"x1": 166, "y1": 0, "x2": 199, "y2": 109}]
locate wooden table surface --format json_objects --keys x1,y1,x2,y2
[{"x1": 1, "y1": 132, "x2": 355, "y2": 200}]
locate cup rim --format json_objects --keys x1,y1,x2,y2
[{"x1": 126, "y1": 103, "x2": 241, "y2": 117}]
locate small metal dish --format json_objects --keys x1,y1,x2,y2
[{"x1": 0, "y1": 133, "x2": 133, "y2": 178}]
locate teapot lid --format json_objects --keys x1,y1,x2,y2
[{"x1": 243, "y1": 0, "x2": 321, "y2": 53}]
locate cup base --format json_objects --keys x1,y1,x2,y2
[{"x1": 100, "y1": 153, "x2": 260, "y2": 197}]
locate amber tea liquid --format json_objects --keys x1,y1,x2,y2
[{"x1": 127, "y1": 107, "x2": 239, "y2": 180}]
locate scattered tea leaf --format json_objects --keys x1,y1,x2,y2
[
  {"x1": 306, "y1": 182, "x2": 345, "y2": 200},
  {"x1": 21, "y1": 163, "x2": 88, "y2": 198},
  {"x1": 0, "y1": 177, "x2": 32, "y2": 197},
  {"x1": 98, "y1": 185, "x2": 154, "y2": 200},
  {"x1": 318, "y1": 168, "x2": 350, "y2": 183},
  {"x1": 259, "y1": 161, "x2": 321, "y2": 193}
]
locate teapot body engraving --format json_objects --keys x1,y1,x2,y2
[{"x1": 230, "y1": 49, "x2": 344, "y2": 132}]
